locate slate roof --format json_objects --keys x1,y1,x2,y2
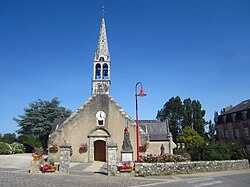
[
  {"x1": 139, "y1": 120, "x2": 169, "y2": 141},
  {"x1": 50, "y1": 118, "x2": 66, "y2": 133},
  {"x1": 222, "y1": 99, "x2": 250, "y2": 115}
]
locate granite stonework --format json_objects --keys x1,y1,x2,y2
[
  {"x1": 107, "y1": 141, "x2": 118, "y2": 176},
  {"x1": 59, "y1": 141, "x2": 71, "y2": 174},
  {"x1": 30, "y1": 160, "x2": 41, "y2": 174},
  {"x1": 134, "y1": 160, "x2": 250, "y2": 176}
]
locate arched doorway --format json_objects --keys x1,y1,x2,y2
[{"x1": 94, "y1": 140, "x2": 106, "y2": 161}]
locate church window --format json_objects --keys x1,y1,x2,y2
[
  {"x1": 99, "y1": 57, "x2": 104, "y2": 62},
  {"x1": 95, "y1": 64, "x2": 101, "y2": 79},
  {"x1": 103, "y1": 63, "x2": 109, "y2": 79}
]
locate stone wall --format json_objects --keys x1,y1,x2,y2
[{"x1": 134, "y1": 160, "x2": 249, "y2": 176}]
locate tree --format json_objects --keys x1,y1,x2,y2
[
  {"x1": 183, "y1": 98, "x2": 193, "y2": 129},
  {"x1": 157, "y1": 96, "x2": 207, "y2": 140},
  {"x1": 191, "y1": 100, "x2": 206, "y2": 136},
  {"x1": 1, "y1": 133, "x2": 17, "y2": 144},
  {"x1": 17, "y1": 135, "x2": 42, "y2": 153},
  {"x1": 176, "y1": 126, "x2": 204, "y2": 149},
  {"x1": 14, "y1": 98, "x2": 71, "y2": 149},
  {"x1": 156, "y1": 96, "x2": 183, "y2": 142}
]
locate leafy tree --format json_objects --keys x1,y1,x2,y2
[
  {"x1": 192, "y1": 100, "x2": 206, "y2": 136},
  {"x1": 207, "y1": 120, "x2": 216, "y2": 141},
  {"x1": 157, "y1": 96, "x2": 207, "y2": 139},
  {"x1": 17, "y1": 135, "x2": 42, "y2": 153},
  {"x1": 156, "y1": 96, "x2": 183, "y2": 141},
  {"x1": 1, "y1": 133, "x2": 17, "y2": 144},
  {"x1": 176, "y1": 126, "x2": 204, "y2": 149},
  {"x1": 14, "y1": 98, "x2": 71, "y2": 149},
  {"x1": 182, "y1": 98, "x2": 193, "y2": 129}
]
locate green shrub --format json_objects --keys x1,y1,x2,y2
[
  {"x1": 17, "y1": 135, "x2": 42, "y2": 153},
  {"x1": 11, "y1": 142, "x2": 25, "y2": 154},
  {"x1": 183, "y1": 142, "x2": 245, "y2": 161},
  {"x1": 0, "y1": 142, "x2": 13, "y2": 154},
  {"x1": 228, "y1": 143, "x2": 246, "y2": 160}
]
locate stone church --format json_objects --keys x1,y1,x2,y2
[{"x1": 48, "y1": 16, "x2": 175, "y2": 163}]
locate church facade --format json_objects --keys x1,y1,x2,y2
[{"x1": 48, "y1": 16, "x2": 175, "y2": 163}]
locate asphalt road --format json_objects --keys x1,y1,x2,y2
[
  {"x1": 135, "y1": 170, "x2": 250, "y2": 187},
  {"x1": 0, "y1": 154, "x2": 250, "y2": 187}
]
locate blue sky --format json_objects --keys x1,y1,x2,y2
[{"x1": 0, "y1": 0, "x2": 249, "y2": 134}]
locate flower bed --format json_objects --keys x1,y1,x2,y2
[
  {"x1": 41, "y1": 164, "x2": 57, "y2": 172},
  {"x1": 141, "y1": 153, "x2": 189, "y2": 163},
  {"x1": 118, "y1": 162, "x2": 133, "y2": 172}
]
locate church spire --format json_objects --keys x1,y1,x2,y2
[
  {"x1": 92, "y1": 12, "x2": 111, "y2": 95},
  {"x1": 94, "y1": 15, "x2": 110, "y2": 61}
]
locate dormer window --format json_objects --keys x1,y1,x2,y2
[{"x1": 99, "y1": 57, "x2": 104, "y2": 62}]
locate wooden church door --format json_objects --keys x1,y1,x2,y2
[{"x1": 94, "y1": 140, "x2": 106, "y2": 161}]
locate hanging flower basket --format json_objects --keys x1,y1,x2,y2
[
  {"x1": 79, "y1": 144, "x2": 88, "y2": 153},
  {"x1": 49, "y1": 145, "x2": 58, "y2": 153}
]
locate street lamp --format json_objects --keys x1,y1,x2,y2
[{"x1": 135, "y1": 82, "x2": 147, "y2": 162}]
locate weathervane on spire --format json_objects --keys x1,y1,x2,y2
[{"x1": 102, "y1": 5, "x2": 105, "y2": 18}]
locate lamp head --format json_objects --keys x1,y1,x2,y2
[{"x1": 138, "y1": 89, "x2": 147, "y2": 97}]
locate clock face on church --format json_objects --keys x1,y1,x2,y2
[{"x1": 96, "y1": 111, "x2": 106, "y2": 121}]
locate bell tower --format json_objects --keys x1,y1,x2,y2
[{"x1": 92, "y1": 14, "x2": 111, "y2": 95}]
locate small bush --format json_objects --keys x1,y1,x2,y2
[
  {"x1": 176, "y1": 142, "x2": 246, "y2": 161},
  {"x1": 228, "y1": 143, "x2": 246, "y2": 160},
  {"x1": 141, "y1": 153, "x2": 189, "y2": 163},
  {"x1": 0, "y1": 142, "x2": 13, "y2": 154},
  {"x1": 11, "y1": 142, "x2": 25, "y2": 154}
]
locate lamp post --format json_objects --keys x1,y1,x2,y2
[{"x1": 135, "y1": 82, "x2": 147, "y2": 162}]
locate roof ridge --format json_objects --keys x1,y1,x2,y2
[
  {"x1": 108, "y1": 95, "x2": 133, "y2": 120},
  {"x1": 49, "y1": 95, "x2": 95, "y2": 138}
]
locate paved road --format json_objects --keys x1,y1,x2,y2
[
  {"x1": 0, "y1": 154, "x2": 32, "y2": 169},
  {"x1": 134, "y1": 170, "x2": 250, "y2": 187},
  {"x1": 0, "y1": 168, "x2": 249, "y2": 187},
  {"x1": 0, "y1": 154, "x2": 250, "y2": 187}
]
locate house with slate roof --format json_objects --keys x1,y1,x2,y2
[
  {"x1": 139, "y1": 120, "x2": 176, "y2": 155},
  {"x1": 217, "y1": 99, "x2": 250, "y2": 160}
]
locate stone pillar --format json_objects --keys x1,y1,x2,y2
[
  {"x1": 107, "y1": 140, "x2": 118, "y2": 176},
  {"x1": 169, "y1": 132, "x2": 173, "y2": 154},
  {"x1": 59, "y1": 140, "x2": 71, "y2": 174},
  {"x1": 30, "y1": 160, "x2": 41, "y2": 174}
]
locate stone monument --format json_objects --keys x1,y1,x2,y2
[{"x1": 121, "y1": 127, "x2": 133, "y2": 161}]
